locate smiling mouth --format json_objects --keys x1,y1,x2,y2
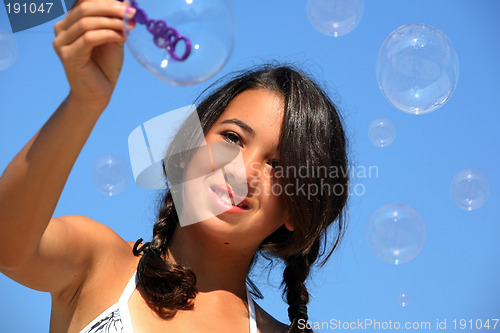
[{"x1": 210, "y1": 186, "x2": 249, "y2": 209}]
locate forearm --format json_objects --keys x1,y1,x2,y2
[{"x1": 0, "y1": 96, "x2": 102, "y2": 269}]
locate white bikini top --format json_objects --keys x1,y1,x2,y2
[{"x1": 80, "y1": 272, "x2": 257, "y2": 333}]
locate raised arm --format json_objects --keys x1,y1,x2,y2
[{"x1": 0, "y1": 0, "x2": 133, "y2": 292}]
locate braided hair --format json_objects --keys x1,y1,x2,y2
[{"x1": 134, "y1": 64, "x2": 348, "y2": 331}]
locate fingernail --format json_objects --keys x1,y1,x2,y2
[
  {"x1": 126, "y1": 6, "x2": 136, "y2": 18},
  {"x1": 126, "y1": 20, "x2": 136, "y2": 30}
]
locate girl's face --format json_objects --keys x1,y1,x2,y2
[{"x1": 179, "y1": 88, "x2": 293, "y2": 249}]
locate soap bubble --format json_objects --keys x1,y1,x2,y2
[
  {"x1": 376, "y1": 23, "x2": 459, "y2": 114},
  {"x1": 0, "y1": 30, "x2": 18, "y2": 70},
  {"x1": 398, "y1": 292, "x2": 410, "y2": 307},
  {"x1": 92, "y1": 154, "x2": 130, "y2": 196},
  {"x1": 367, "y1": 203, "x2": 426, "y2": 265},
  {"x1": 124, "y1": 0, "x2": 234, "y2": 86},
  {"x1": 450, "y1": 169, "x2": 489, "y2": 211},
  {"x1": 306, "y1": 0, "x2": 364, "y2": 37},
  {"x1": 368, "y1": 118, "x2": 396, "y2": 147}
]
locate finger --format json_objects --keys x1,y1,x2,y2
[
  {"x1": 55, "y1": 16, "x2": 125, "y2": 49},
  {"x1": 55, "y1": 0, "x2": 127, "y2": 36},
  {"x1": 59, "y1": 29, "x2": 125, "y2": 65}
]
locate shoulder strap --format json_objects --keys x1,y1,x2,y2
[
  {"x1": 118, "y1": 271, "x2": 138, "y2": 333},
  {"x1": 246, "y1": 287, "x2": 257, "y2": 333}
]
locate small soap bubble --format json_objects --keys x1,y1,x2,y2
[
  {"x1": 376, "y1": 23, "x2": 459, "y2": 114},
  {"x1": 92, "y1": 154, "x2": 130, "y2": 196},
  {"x1": 306, "y1": 0, "x2": 364, "y2": 37},
  {"x1": 368, "y1": 118, "x2": 396, "y2": 147},
  {"x1": 367, "y1": 203, "x2": 426, "y2": 265},
  {"x1": 0, "y1": 30, "x2": 18, "y2": 70},
  {"x1": 450, "y1": 169, "x2": 489, "y2": 211},
  {"x1": 398, "y1": 292, "x2": 410, "y2": 307},
  {"x1": 124, "y1": 0, "x2": 234, "y2": 85}
]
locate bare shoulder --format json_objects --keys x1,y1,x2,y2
[
  {"x1": 254, "y1": 301, "x2": 290, "y2": 333},
  {"x1": 55, "y1": 214, "x2": 135, "y2": 273},
  {"x1": 55, "y1": 214, "x2": 123, "y2": 239},
  {"x1": 1, "y1": 214, "x2": 133, "y2": 295},
  {"x1": 51, "y1": 215, "x2": 137, "y2": 296},
  {"x1": 49, "y1": 215, "x2": 140, "y2": 332}
]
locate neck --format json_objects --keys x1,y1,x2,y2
[{"x1": 166, "y1": 223, "x2": 257, "y2": 298}]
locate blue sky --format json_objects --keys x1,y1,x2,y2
[{"x1": 1, "y1": 0, "x2": 499, "y2": 332}]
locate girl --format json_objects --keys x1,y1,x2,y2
[{"x1": 0, "y1": 0, "x2": 348, "y2": 331}]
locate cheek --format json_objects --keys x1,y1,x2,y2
[
  {"x1": 183, "y1": 144, "x2": 216, "y2": 182},
  {"x1": 259, "y1": 181, "x2": 286, "y2": 220}
]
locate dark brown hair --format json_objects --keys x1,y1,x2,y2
[{"x1": 134, "y1": 64, "x2": 349, "y2": 332}]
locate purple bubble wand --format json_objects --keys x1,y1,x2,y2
[{"x1": 120, "y1": 0, "x2": 192, "y2": 61}]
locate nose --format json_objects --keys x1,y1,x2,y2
[
  {"x1": 205, "y1": 141, "x2": 248, "y2": 196},
  {"x1": 223, "y1": 148, "x2": 269, "y2": 197},
  {"x1": 220, "y1": 148, "x2": 251, "y2": 197}
]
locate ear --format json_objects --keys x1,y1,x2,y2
[
  {"x1": 284, "y1": 219, "x2": 295, "y2": 232},
  {"x1": 179, "y1": 161, "x2": 186, "y2": 169}
]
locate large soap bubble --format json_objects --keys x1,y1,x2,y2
[
  {"x1": 367, "y1": 203, "x2": 426, "y2": 265},
  {"x1": 376, "y1": 23, "x2": 459, "y2": 114},
  {"x1": 368, "y1": 118, "x2": 396, "y2": 147},
  {"x1": 0, "y1": 30, "x2": 18, "y2": 70},
  {"x1": 92, "y1": 154, "x2": 130, "y2": 196},
  {"x1": 450, "y1": 169, "x2": 489, "y2": 211},
  {"x1": 124, "y1": 0, "x2": 234, "y2": 86},
  {"x1": 306, "y1": 0, "x2": 364, "y2": 37}
]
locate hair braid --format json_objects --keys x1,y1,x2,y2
[
  {"x1": 282, "y1": 239, "x2": 320, "y2": 333},
  {"x1": 133, "y1": 191, "x2": 198, "y2": 318}
]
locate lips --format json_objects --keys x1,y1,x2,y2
[{"x1": 209, "y1": 183, "x2": 250, "y2": 210}]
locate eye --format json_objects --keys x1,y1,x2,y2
[
  {"x1": 267, "y1": 160, "x2": 279, "y2": 170},
  {"x1": 221, "y1": 131, "x2": 242, "y2": 146}
]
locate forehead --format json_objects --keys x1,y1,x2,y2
[{"x1": 218, "y1": 88, "x2": 285, "y2": 126}]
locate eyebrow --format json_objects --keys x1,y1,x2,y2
[{"x1": 219, "y1": 119, "x2": 255, "y2": 136}]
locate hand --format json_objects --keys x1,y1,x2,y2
[{"x1": 53, "y1": 0, "x2": 135, "y2": 113}]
